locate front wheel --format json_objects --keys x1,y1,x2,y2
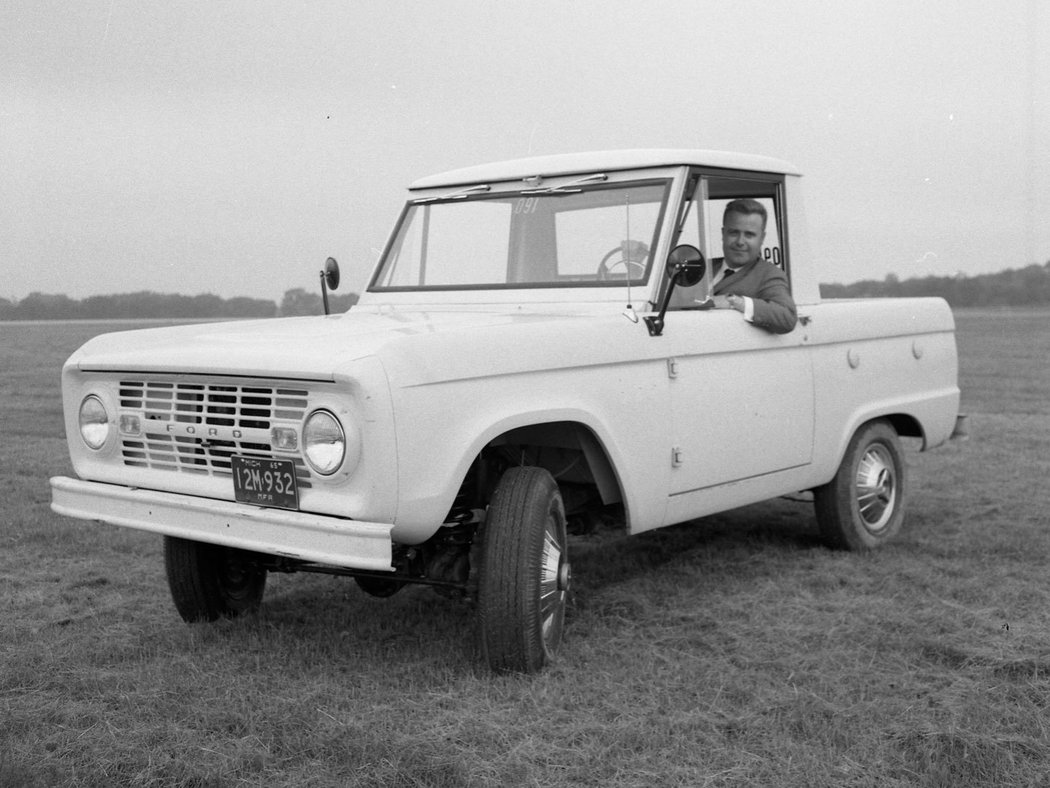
[
  {"x1": 476, "y1": 467, "x2": 571, "y2": 673},
  {"x1": 163, "y1": 537, "x2": 267, "y2": 621},
  {"x1": 814, "y1": 420, "x2": 907, "y2": 551}
]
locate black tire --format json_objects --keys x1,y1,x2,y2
[
  {"x1": 477, "y1": 467, "x2": 571, "y2": 674},
  {"x1": 163, "y1": 536, "x2": 267, "y2": 621},
  {"x1": 814, "y1": 420, "x2": 907, "y2": 551}
]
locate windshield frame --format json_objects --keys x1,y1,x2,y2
[{"x1": 367, "y1": 177, "x2": 673, "y2": 293}]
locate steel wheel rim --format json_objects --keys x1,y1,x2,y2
[
  {"x1": 539, "y1": 514, "x2": 569, "y2": 652},
  {"x1": 220, "y1": 552, "x2": 259, "y2": 602},
  {"x1": 855, "y1": 443, "x2": 897, "y2": 533}
]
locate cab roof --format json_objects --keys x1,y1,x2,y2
[{"x1": 409, "y1": 149, "x2": 801, "y2": 190}]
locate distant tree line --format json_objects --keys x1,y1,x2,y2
[
  {"x1": 0, "y1": 289, "x2": 359, "y2": 320},
  {"x1": 819, "y1": 262, "x2": 1050, "y2": 307},
  {"x1": 2, "y1": 264, "x2": 1047, "y2": 320},
  {"x1": 277, "y1": 288, "x2": 359, "y2": 316}
]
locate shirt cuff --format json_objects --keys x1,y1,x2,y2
[{"x1": 742, "y1": 296, "x2": 755, "y2": 322}]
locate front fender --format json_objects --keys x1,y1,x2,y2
[{"x1": 386, "y1": 362, "x2": 670, "y2": 543}]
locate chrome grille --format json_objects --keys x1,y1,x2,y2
[{"x1": 117, "y1": 379, "x2": 313, "y2": 487}]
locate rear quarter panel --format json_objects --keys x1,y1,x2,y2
[{"x1": 802, "y1": 297, "x2": 959, "y2": 483}]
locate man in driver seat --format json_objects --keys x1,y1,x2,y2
[{"x1": 680, "y1": 198, "x2": 798, "y2": 334}]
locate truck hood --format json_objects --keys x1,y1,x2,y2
[{"x1": 69, "y1": 310, "x2": 588, "y2": 381}]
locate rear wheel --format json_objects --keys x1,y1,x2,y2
[
  {"x1": 814, "y1": 420, "x2": 907, "y2": 550},
  {"x1": 163, "y1": 537, "x2": 267, "y2": 621},
  {"x1": 477, "y1": 467, "x2": 571, "y2": 673}
]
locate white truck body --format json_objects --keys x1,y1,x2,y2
[{"x1": 50, "y1": 149, "x2": 961, "y2": 672}]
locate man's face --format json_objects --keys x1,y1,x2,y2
[{"x1": 721, "y1": 211, "x2": 765, "y2": 268}]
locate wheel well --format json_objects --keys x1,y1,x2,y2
[
  {"x1": 459, "y1": 421, "x2": 624, "y2": 526},
  {"x1": 881, "y1": 413, "x2": 924, "y2": 443}
]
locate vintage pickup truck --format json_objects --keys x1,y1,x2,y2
[{"x1": 51, "y1": 150, "x2": 962, "y2": 673}]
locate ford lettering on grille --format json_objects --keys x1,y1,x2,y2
[{"x1": 162, "y1": 422, "x2": 271, "y2": 444}]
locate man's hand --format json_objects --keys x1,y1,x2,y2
[{"x1": 713, "y1": 295, "x2": 745, "y2": 312}]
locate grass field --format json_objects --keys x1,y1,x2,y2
[{"x1": 2, "y1": 310, "x2": 1048, "y2": 787}]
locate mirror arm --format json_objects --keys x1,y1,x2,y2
[
  {"x1": 320, "y1": 270, "x2": 331, "y2": 315},
  {"x1": 644, "y1": 280, "x2": 679, "y2": 336}
]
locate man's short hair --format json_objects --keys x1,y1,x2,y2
[{"x1": 724, "y1": 198, "x2": 767, "y2": 230}]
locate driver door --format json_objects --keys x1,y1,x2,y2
[
  {"x1": 659, "y1": 171, "x2": 814, "y2": 506},
  {"x1": 660, "y1": 312, "x2": 814, "y2": 496}
]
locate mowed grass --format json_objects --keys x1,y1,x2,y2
[{"x1": 2, "y1": 310, "x2": 1048, "y2": 787}]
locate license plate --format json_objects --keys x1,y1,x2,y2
[{"x1": 232, "y1": 456, "x2": 299, "y2": 511}]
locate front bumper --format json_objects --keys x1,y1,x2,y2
[{"x1": 50, "y1": 476, "x2": 394, "y2": 571}]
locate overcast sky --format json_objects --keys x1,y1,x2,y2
[{"x1": 3, "y1": 1, "x2": 1047, "y2": 302}]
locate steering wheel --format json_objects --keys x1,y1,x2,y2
[{"x1": 597, "y1": 242, "x2": 649, "y2": 281}]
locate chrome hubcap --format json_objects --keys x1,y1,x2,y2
[
  {"x1": 540, "y1": 522, "x2": 569, "y2": 646},
  {"x1": 855, "y1": 443, "x2": 896, "y2": 533}
]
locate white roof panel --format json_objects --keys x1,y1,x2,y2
[{"x1": 409, "y1": 149, "x2": 801, "y2": 190}]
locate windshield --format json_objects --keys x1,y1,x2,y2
[{"x1": 370, "y1": 180, "x2": 671, "y2": 291}]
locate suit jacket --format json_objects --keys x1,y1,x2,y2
[{"x1": 712, "y1": 258, "x2": 798, "y2": 334}]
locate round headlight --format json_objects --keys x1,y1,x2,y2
[
  {"x1": 303, "y1": 410, "x2": 345, "y2": 475},
  {"x1": 79, "y1": 395, "x2": 110, "y2": 450}
]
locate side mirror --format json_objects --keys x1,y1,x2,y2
[
  {"x1": 320, "y1": 257, "x2": 340, "y2": 315},
  {"x1": 324, "y1": 257, "x2": 340, "y2": 291},
  {"x1": 644, "y1": 245, "x2": 707, "y2": 336},
  {"x1": 666, "y1": 244, "x2": 705, "y2": 287}
]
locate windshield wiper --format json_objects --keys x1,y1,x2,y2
[
  {"x1": 414, "y1": 184, "x2": 492, "y2": 204},
  {"x1": 520, "y1": 173, "x2": 608, "y2": 194}
]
